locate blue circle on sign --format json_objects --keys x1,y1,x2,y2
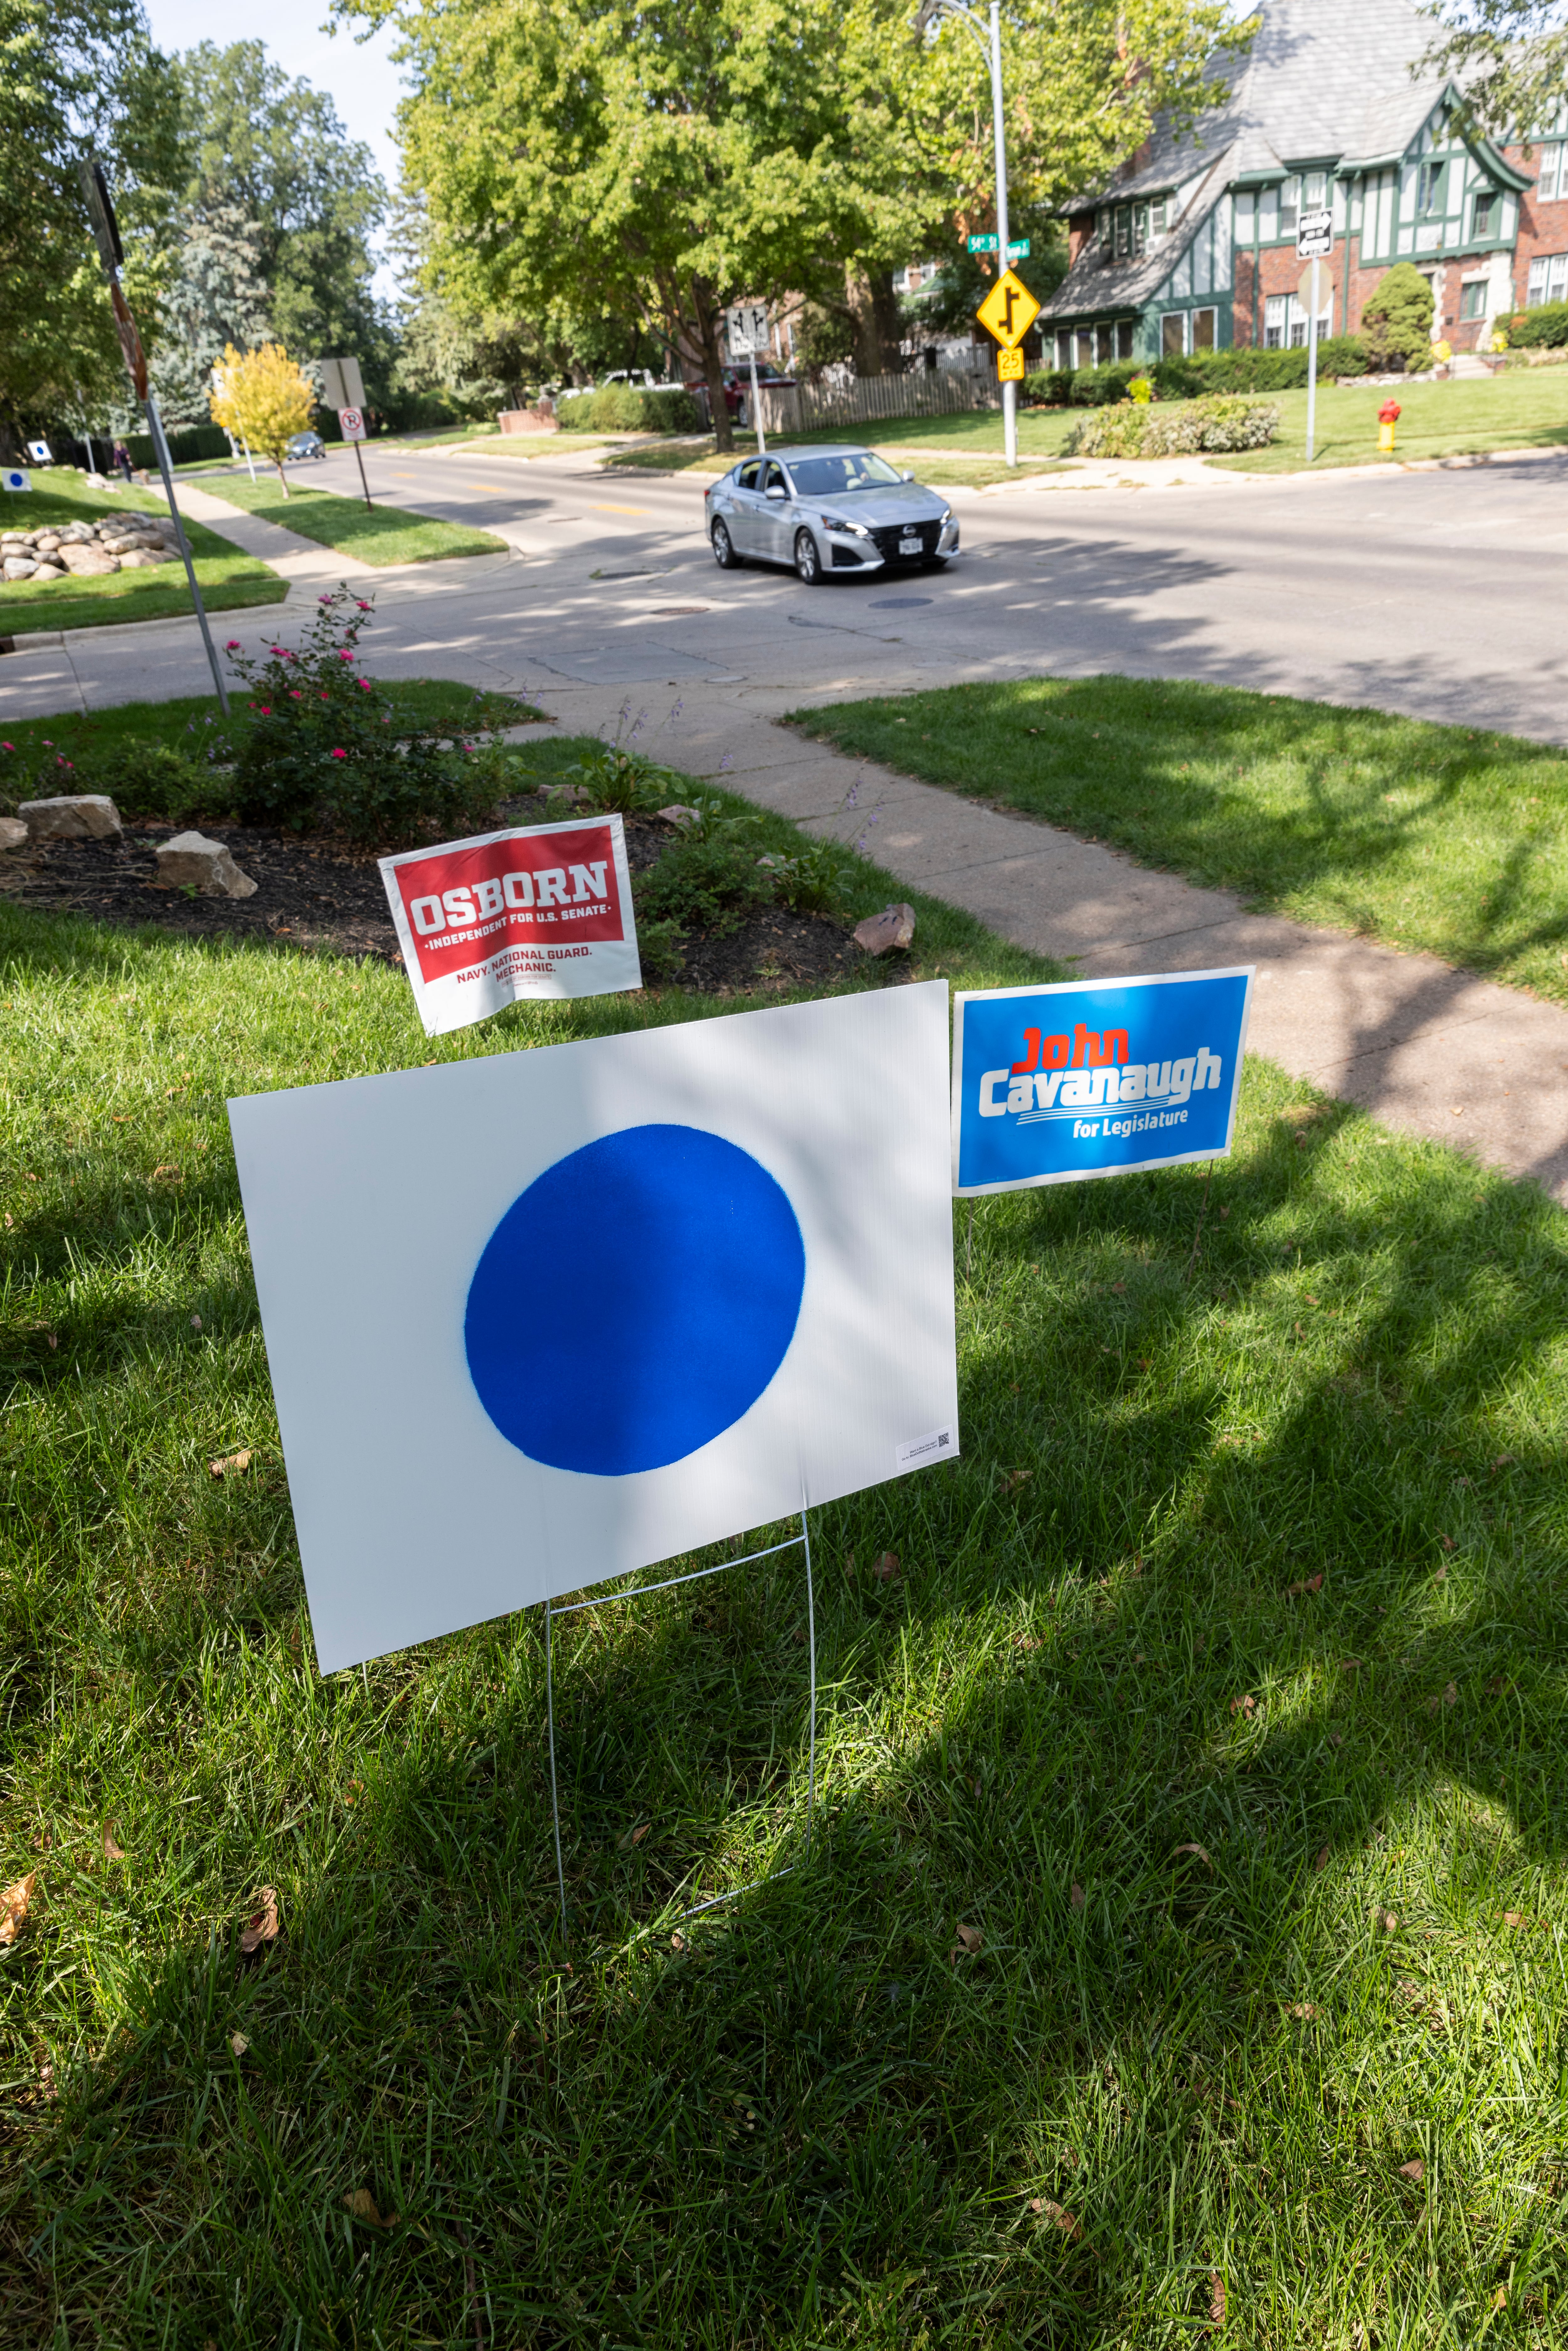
[{"x1": 464, "y1": 1124, "x2": 806, "y2": 1476}]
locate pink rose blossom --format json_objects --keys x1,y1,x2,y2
[
  {"x1": 290, "y1": 690, "x2": 302, "y2": 699},
  {"x1": 330, "y1": 748, "x2": 347, "y2": 759},
  {"x1": 224, "y1": 638, "x2": 240, "y2": 650}
]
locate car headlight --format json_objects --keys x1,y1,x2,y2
[
  {"x1": 939, "y1": 506, "x2": 953, "y2": 524},
  {"x1": 820, "y1": 513, "x2": 870, "y2": 538}
]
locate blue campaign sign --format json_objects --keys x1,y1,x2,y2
[{"x1": 952, "y1": 968, "x2": 1253, "y2": 1197}]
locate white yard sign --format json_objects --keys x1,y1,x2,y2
[{"x1": 228, "y1": 984, "x2": 959, "y2": 1673}]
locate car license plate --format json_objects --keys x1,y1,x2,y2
[{"x1": 898, "y1": 534, "x2": 922, "y2": 555}]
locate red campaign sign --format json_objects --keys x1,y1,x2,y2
[{"x1": 379, "y1": 815, "x2": 642, "y2": 1037}]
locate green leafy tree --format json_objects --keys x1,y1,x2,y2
[
  {"x1": 151, "y1": 202, "x2": 272, "y2": 430},
  {"x1": 0, "y1": 0, "x2": 184, "y2": 454},
  {"x1": 173, "y1": 41, "x2": 392, "y2": 398},
  {"x1": 1422, "y1": 1, "x2": 1568, "y2": 154},
  {"x1": 1362, "y1": 262, "x2": 1435, "y2": 369}
]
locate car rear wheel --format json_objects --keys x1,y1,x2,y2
[
  {"x1": 711, "y1": 519, "x2": 742, "y2": 569},
  {"x1": 794, "y1": 528, "x2": 824, "y2": 585}
]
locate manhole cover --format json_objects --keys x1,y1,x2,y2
[{"x1": 869, "y1": 596, "x2": 933, "y2": 608}]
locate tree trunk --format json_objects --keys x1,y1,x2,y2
[
  {"x1": 691, "y1": 278, "x2": 734, "y2": 454},
  {"x1": 846, "y1": 264, "x2": 905, "y2": 375},
  {"x1": 275, "y1": 457, "x2": 290, "y2": 497}
]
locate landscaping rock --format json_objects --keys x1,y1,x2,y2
[
  {"x1": 115, "y1": 550, "x2": 163, "y2": 569},
  {"x1": 154, "y1": 831, "x2": 258, "y2": 898},
  {"x1": 31, "y1": 564, "x2": 66, "y2": 582},
  {"x1": 58, "y1": 546, "x2": 119, "y2": 576},
  {"x1": 853, "y1": 902, "x2": 916, "y2": 956},
  {"x1": 658, "y1": 804, "x2": 702, "y2": 831},
  {"x1": 3, "y1": 557, "x2": 38, "y2": 581},
  {"x1": 0, "y1": 818, "x2": 29, "y2": 851},
  {"x1": 19, "y1": 794, "x2": 124, "y2": 843}
]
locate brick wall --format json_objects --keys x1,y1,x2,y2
[
  {"x1": 1500, "y1": 145, "x2": 1568, "y2": 309},
  {"x1": 1231, "y1": 234, "x2": 1509, "y2": 350}
]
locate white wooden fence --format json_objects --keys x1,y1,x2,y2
[{"x1": 756, "y1": 368, "x2": 999, "y2": 438}]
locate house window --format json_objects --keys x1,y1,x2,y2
[
  {"x1": 1460, "y1": 278, "x2": 1488, "y2": 318},
  {"x1": 1536, "y1": 143, "x2": 1563, "y2": 202},
  {"x1": 1417, "y1": 160, "x2": 1444, "y2": 216},
  {"x1": 1528, "y1": 252, "x2": 1568, "y2": 304},
  {"x1": 1264, "y1": 294, "x2": 1288, "y2": 349},
  {"x1": 1302, "y1": 170, "x2": 1327, "y2": 209},
  {"x1": 1234, "y1": 189, "x2": 1256, "y2": 240},
  {"x1": 1116, "y1": 320, "x2": 1135, "y2": 360},
  {"x1": 1192, "y1": 306, "x2": 1216, "y2": 350},
  {"x1": 1056, "y1": 330, "x2": 1071, "y2": 369},
  {"x1": 1471, "y1": 189, "x2": 1497, "y2": 239},
  {"x1": 1280, "y1": 175, "x2": 1301, "y2": 234},
  {"x1": 1161, "y1": 311, "x2": 1187, "y2": 355}
]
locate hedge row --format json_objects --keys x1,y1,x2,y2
[
  {"x1": 1023, "y1": 338, "x2": 1375, "y2": 408},
  {"x1": 556, "y1": 382, "x2": 703, "y2": 433},
  {"x1": 1065, "y1": 394, "x2": 1282, "y2": 458},
  {"x1": 1506, "y1": 302, "x2": 1568, "y2": 349},
  {"x1": 124, "y1": 421, "x2": 233, "y2": 469}
]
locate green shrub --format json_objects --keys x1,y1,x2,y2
[
  {"x1": 1507, "y1": 302, "x2": 1568, "y2": 349},
  {"x1": 633, "y1": 829, "x2": 777, "y2": 937},
  {"x1": 227, "y1": 589, "x2": 505, "y2": 844},
  {"x1": 544, "y1": 743, "x2": 684, "y2": 817},
  {"x1": 556, "y1": 382, "x2": 702, "y2": 433},
  {"x1": 1362, "y1": 262, "x2": 1435, "y2": 369},
  {"x1": 1023, "y1": 343, "x2": 1367, "y2": 407},
  {"x1": 1066, "y1": 393, "x2": 1281, "y2": 457}
]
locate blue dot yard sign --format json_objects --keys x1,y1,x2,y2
[
  {"x1": 227, "y1": 984, "x2": 958, "y2": 1674},
  {"x1": 952, "y1": 968, "x2": 1253, "y2": 1197}
]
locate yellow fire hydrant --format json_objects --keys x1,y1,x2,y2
[{"x1": 1378, "y1": 398, "x2": 1401, "y2": 454}]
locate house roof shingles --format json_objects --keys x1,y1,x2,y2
[{"x1": 1041, "y1": 0, "x2": 1470, "y2": 324}]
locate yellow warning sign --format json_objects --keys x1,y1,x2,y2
[
  {"x1": 997, "y1": 346, "x2": 1025, "y2": 382},
  {"x1": 975, "y1": 267, "x2": 1041, "y2": 350}
]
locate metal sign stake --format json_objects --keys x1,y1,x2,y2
[{"x1": 541, "y1": 1509, "x2": 818, "y2": 1942}]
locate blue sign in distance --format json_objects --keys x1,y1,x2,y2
[
  {"x1": 465, "y1": 1122, "x2": 806, "y2": 1476},
  {"x1": 951, "y1": 969, "x2": 1253, "y2": 1197}
]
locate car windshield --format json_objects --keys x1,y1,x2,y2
[{"x1": 785, "y1": 453, "x2": 905, "y2": 497}]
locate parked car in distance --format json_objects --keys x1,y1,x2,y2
[
  {"x1": 600, "y1": 368, "x2": 677, "y2": 392},
  {"x1": 683, "y1": 364, "x2": 797, "y2": 420},
  {"x1": 286, "y1": 431, "x2": 327, "y2": 462},
  {"x1": 704, "y1": 445, "x2": 958, "y2": 584}
]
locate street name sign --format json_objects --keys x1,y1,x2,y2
[
  {"x1": 968, "y1": 234, "x2": 1031, "y2": 258},
  {"x1": 975, "y1": 267, "x2": 1041, "y2": 350},
  {"x1": 1296, "y1": 209, "x2": 1333, "y2": 259}
]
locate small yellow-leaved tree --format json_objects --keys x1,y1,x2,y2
[{"x1": 209, "y1": 343, "x2": 316, "y2": 496}]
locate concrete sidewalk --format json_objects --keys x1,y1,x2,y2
[{"x1": 528, "y1": 672, "x2": 1568, "y2": 1206}]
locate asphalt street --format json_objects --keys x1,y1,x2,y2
[{"x1": 3, "y1": 434, "x2": 1566, "y2": 735}]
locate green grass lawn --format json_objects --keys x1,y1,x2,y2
[
  {"x1": 1211, "y1": 364, "x2": 1568, "y2": 474},
  {"x1": 0, "y1": 478, "x2": 285, "y2": 638},
  {"x1": 793, "y1": 675, "x2": 1568, "y2": 1008},
  {"x1": 601, "y1": 365, "x2": 1567, "y2": 482},
  {"x1": 208, "y1": 475, "x2": 508, "y2": 566},
  {"x1": 5, "y1": 770, "x2": 1568, "y2": 2339}
]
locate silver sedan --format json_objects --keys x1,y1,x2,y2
[{"x1": 703, "y1": 444, "x2": 959, "y2": 584}]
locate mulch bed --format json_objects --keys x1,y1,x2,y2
[{"x1": 0, "y1": 804, "x2": 877, "y2": 995}]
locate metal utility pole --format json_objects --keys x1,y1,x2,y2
[
  {"x1": 931, "y1": 0, "x2": 1019, "y2": 467},
  {"x1": 77, "y1": 157, "x2": 230, "y2": 715}
]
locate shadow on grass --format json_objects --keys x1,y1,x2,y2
[{"x1": 6, "y1": 1064, "x2": 1568, "y2": 2342}]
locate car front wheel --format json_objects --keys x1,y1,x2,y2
[
  {"x1": 711, "y1": 519, "x2": 741, "y2": 569},
  {"x1": 793, "y1": 528, "x2": 824, "y2": 585}
]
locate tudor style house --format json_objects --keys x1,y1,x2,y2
[{"x1": 1039, "y1": 0, "x2": 1568, "y2": 367}]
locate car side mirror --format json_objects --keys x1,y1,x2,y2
[
  {"x1": 901, "y1": 469, "x2": 914, "y2": 481},
  {"x1": 765, "y1": 485, "x2": 787, "y2": 500}
]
